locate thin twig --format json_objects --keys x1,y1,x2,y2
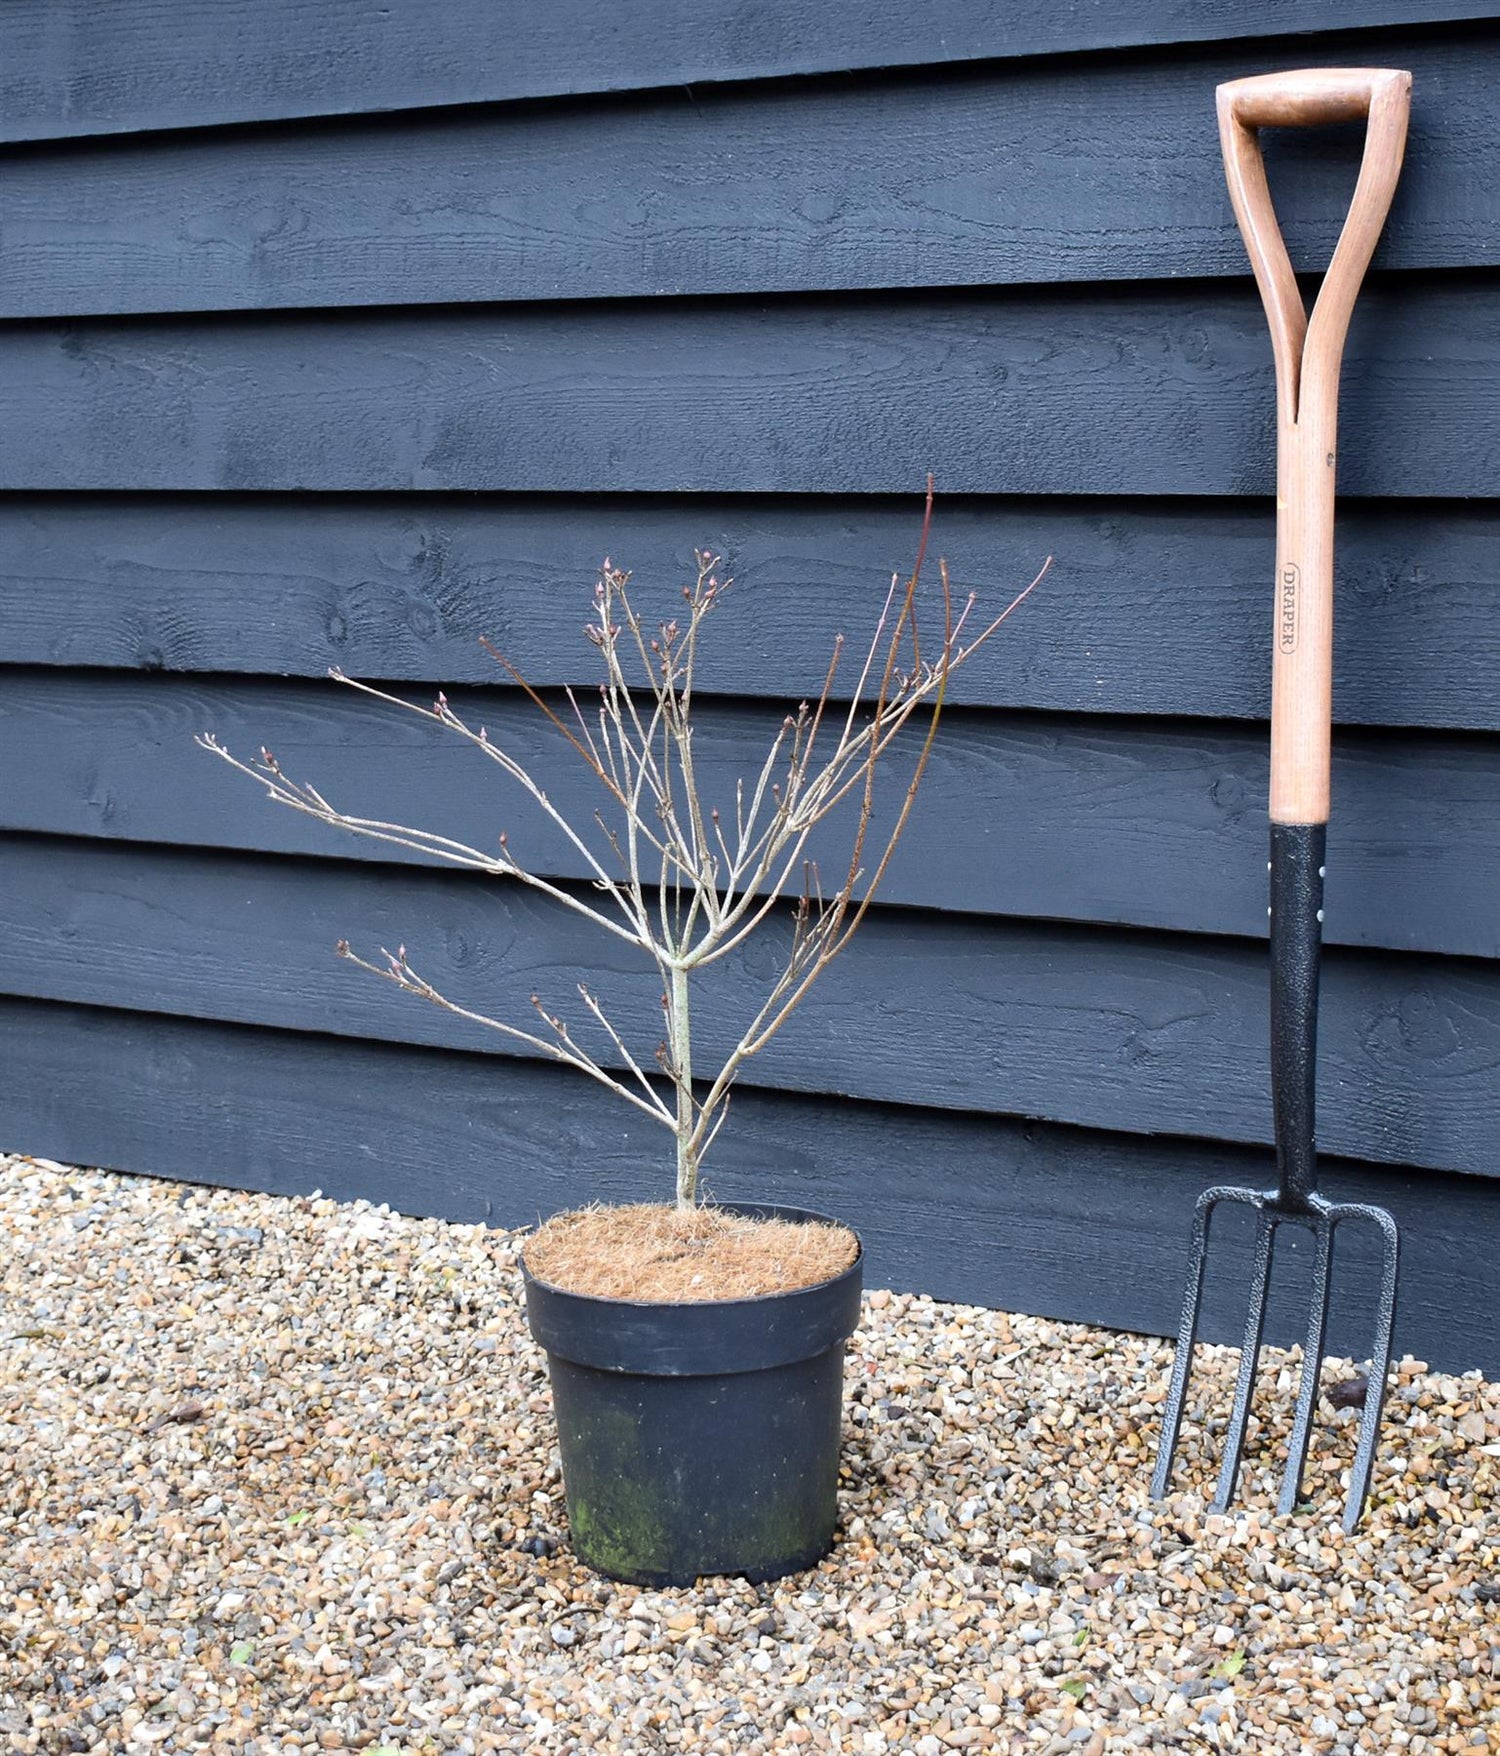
[{"x1": 201, "y1": 496, "x2": 1045, "y2": 1203}]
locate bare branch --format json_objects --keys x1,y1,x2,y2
[
  {"x1": 200, "y1": 490, "x2": 1043, "y2": 1206},
  {"x1": 577, "y1": 981, "x2": 676, "y2": 1124},
  {"x1": 335, "y1": 940, "x2": 676, "y2": 1130}
]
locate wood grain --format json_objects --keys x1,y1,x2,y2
[
  {"x1": 2, "y1": 834, "x2": 1497, "y2": 1178},
  {"x1": 4, "y1": 670, "x2": 1499, "y2": 958},
  {"x1": 0, "y1": 38, "x2": 1488, "y2": 318},
  {"x1": 2, "y1": 994, "x2": 1495, "y2": 1372},
  {"x1": 1, "y1": 3, "x2": 1488, "y2": 144},
  {"x1": 3, "y1": 493, "x2": 1494, "y2": 731},
  {"x1": 0, "y1": 281, "x2": 1495, "y2": 496},
  {"x1": 7, "y1": 2, "x2": 1499, "y2": 1330}
]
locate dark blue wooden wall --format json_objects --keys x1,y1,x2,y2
[{"x1": 3, "y1": 2, "x2": 1498, "y2": 1370}]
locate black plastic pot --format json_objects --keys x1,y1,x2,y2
[{"x1": 521, "y1": 1202, "x2": 863, "y2": 1587}]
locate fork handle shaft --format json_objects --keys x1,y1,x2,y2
[
  {"x1": 1217, "y1": 68, "x2": 1410, "y2": 825},
  {"x1": 1269, "y1": 823, "x2": 1324, "y2": 1208}
]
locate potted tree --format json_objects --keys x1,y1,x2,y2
[{"x1": 201, "y1": 489, "x2": 1039, "y2": 1585}]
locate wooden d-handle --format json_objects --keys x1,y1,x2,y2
[
  {"x1": 1216, "y1": 68, "x2": 1410, "y2": 824},
  {"x1": 1220, "y1": 65, "x2": 1408, "y2": 130}
]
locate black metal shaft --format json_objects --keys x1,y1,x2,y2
[{"x1": 1268, "y1": 822, "x2": 1327, "y2": 1211}]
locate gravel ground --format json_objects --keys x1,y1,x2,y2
[{"x1": 1, "y1": 1152, "x2": 1495, "y2": 1756}]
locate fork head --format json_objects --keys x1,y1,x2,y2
[{"x1": 1151, "y1": 1183, "x2": 1399, "y2": 1533}]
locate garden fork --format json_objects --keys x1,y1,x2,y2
[{"x1": 1151, "y1": 67, "x2": 1411, "y2": 1533}]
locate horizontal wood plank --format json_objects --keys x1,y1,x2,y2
[
  {"x1": 1, "y1": 4, "x2": 1488, "y2": 144},
  {"x1": 1, "y1": 835, "x2": 1496, "y2": 1177},
  {"x1": 0, "y1": 282, "x2": 1496, "y2": 496},
  {"x1": 3, "y1": 994, "x2": 1494, "y2": 1372},
  {"x1": 4, "y1": 493, "x2": 1495, "y2": 731},
  {"x1": 4, "y1": 670, "x2": 1499, "y2": 958},
  {"x1": 2, "y1": 36, "x2": 1491, "y2": 317}
]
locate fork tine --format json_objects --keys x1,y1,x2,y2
[
  {"x1": 1150, "y1": 1189, "x2": 1217, "y2": 1501},
  {"x1": 1276, "y1": 1209, "x2": 1335, "y2": 1515},
  {"x1": 1339, "y1": 1203, "x2": 1401, "y2": 1532},
  {"x1": 1210, "y1": 1208, "x2": 1277, "y2": 1513}
]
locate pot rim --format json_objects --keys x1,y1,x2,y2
[{"x1": 519, "y1": 1198, "x2": 863, "y2": 1313}]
